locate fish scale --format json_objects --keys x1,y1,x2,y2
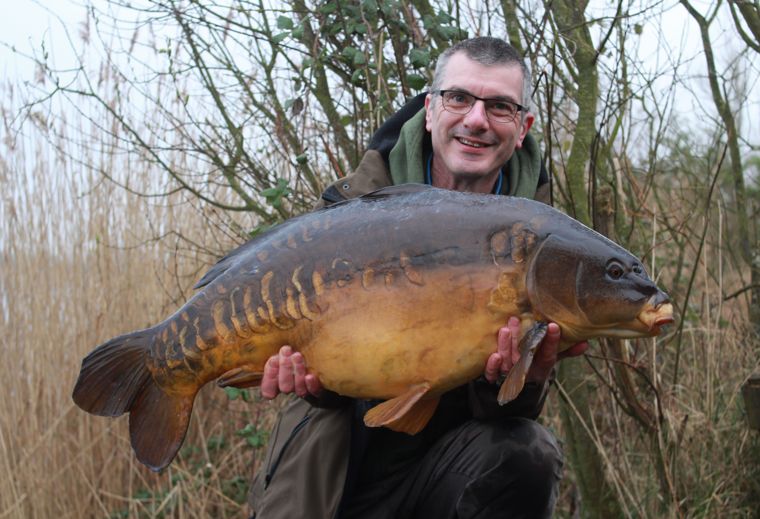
[{"x1": 72, "y1": 184, "x2": 673, "y2": 471}]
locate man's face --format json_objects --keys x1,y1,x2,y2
[{"x1": 425, "y1": 53, "x2": 534, "y2": 187}]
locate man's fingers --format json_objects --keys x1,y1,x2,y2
[
  {"x1": 277, "y1": 346, "x2": 295, "y2": 394},
  {"x1": 260, "y1": 345, "x2": 324, "y2": 399},
  {"x1": 524, "y1": 322, "x2": 558, "y2": 385},
  {"x1": 260, "y1": 355, "x2": 280, "y2": 400},
  {"x1": 484, "y1": 353, "x2": 503, "y2": 384},
  {"x1": 292, "y1": 352, "x2": 308, "y2": 397},
  {"x1": 496, "y1": 327, "x2": 511, "y2": 367},
  {"x1": 507, "y1": 316, "x2": 520, "y2": 366},
  {"x1": 534, "y1": 322, "x2": 561, "y2": 363},
  {"x1": 497, "y1": 326, "x2": 510, "y2": 355},
  {"x1": 546, "y1": 322, "x2": 561, "y2": 342},
  {"x1": 491, "y1": 317, "x2": 522, "y2": 382},
  {"x1": 304, "y1": 374, "x2": 323, "y2": 397}
]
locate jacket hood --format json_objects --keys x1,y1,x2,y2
[{"x1": 368, "y1": 93, "x2": 547, "y2": 198}]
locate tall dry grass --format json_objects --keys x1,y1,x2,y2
[
  {"x1": 1, "y1": 100, "x2": 758, "y2": 519},
  {"x1": 0, "y1": 110, "x2": 280, "y2": 518},
  {"x1": 541, "y1": 178, "x2": 760, "y2": 517}
]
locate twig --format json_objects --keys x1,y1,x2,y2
[
  {"x1": 723, "y1": 283, "x2": 760, "y2": 301},
  {"x1": 672, "y1": 143, "x2": 728, "y2": 387}
]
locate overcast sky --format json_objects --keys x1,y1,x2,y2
[
  {"x1": 2, "y1": 0, "x2": 758, "y2": 144},
  {"x1": 1, "y1": 0, "x2": 86, "y2": 81},
  {"x1": 0, "y1": 0, "x2": 708, "y2": 84}
]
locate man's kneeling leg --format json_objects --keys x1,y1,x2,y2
[{"x1": 401, "y1": 418, "x2": 563, "y2": 519}]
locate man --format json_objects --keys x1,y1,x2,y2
[{"x1": 248, "y1": 37, "x2": 587, "y2": 519}]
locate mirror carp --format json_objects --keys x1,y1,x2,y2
[{"x1": 72, "y1": 185, "x2": 674, "y2": 471}]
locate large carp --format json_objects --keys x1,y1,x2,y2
[{"x1": 73, "y1": 184, "x2": 673, "y2": 471}]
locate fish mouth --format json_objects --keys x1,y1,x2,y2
[{"x1": 636, "y1": 299, "x2": 675, "y2": 335}]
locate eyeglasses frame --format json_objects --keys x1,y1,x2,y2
[{"x1": 431, "y1": 89, "x2": 526, "y2": 124}]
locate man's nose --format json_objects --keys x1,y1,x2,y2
[{"x1": 463, "y1": 100, "x2": 489, "y2": 129}]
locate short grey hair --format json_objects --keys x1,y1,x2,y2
[{"x1": 430, "y1": 37, "x2": 532, "y2": 112}]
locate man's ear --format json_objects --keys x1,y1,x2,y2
[
  {"x1": 515, "y1": 112, "x2": 535, "y2": 149},
  {"x1": 424, "y1": 94, "x2": 433, "y2": 132}
]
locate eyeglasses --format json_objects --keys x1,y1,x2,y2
[{"x1": 432, "y1": 90, "x2": 525, "y2": 123}]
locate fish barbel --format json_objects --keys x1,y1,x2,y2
[{"x1": 72, "y1": 184, "x2": 673, "y2": 471}]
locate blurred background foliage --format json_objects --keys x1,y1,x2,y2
[{"x1": 1, "y1": 0, "x2": 759, "y2": 517}]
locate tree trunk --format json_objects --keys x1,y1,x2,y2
[{"x1": 546, "y1": 1, "x2": 625, "y2": 516}]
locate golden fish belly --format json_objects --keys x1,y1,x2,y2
[
  {"x1": 149, "y1": 237, "x2": 531, "y2": 400},
  {"x1": 297, "y1": 264, "x2": 526, "y2": 399}
]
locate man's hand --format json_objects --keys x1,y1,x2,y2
[
  {"x1": 260, "y1": 346, "x2": 323, "y2": 400},
  {"x1": 483, "y1": 317, "x2": 589, "y2": 386}
]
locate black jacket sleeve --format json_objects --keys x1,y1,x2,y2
[{"x1": 467, "y1": 379, "x2": 550, "y2": 421}]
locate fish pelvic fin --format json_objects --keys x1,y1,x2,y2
[
  {"x1": 72, "y1": 328, "x2": 195, "y2": 471},
  {"x1": 498, "y1": 322, "x2": 549, "y2": 405},
  {"x1": 216, "y1": 365, "x2": 264, "y2": 389},
  {"x1": 363, "y1": 384, "x2": 438, "y2": 435}
]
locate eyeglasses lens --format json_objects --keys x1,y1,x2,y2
[{"x1": 441, "y1": 91, "x2": 517, "y2": 123}]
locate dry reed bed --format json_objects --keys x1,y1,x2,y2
[
  {"x1": 0, "y1": 129, "x2": 274, "y2": 518},
  {"x1": 1, "y1": 121, "x2": 758, "y2": 518}
]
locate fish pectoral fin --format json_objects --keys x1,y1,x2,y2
[
  {"x1": 498, "y1": 322, "x2": 549, "y2": 405},
  {"x1": 363, "y1": 384, "x2": 438, "y2": 435},
  {"x1": 216, "y1": 365, "x2": 264, "y2": 389}
]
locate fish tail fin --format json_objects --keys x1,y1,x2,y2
[
  {"x1": 129, "y1": 381, "x2": 194, "y2": 471},
  {"x1": 72, "y1": 328, "x2": 194, "y2": 471},
  {"x1": 72, "y1": 329, "x2": 156, "y2": 416}
]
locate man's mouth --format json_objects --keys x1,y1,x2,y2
[{"x1": 456, "y1": 137, "x2": 490, "y2": 148}]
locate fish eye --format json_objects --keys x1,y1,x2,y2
[{"x1": 606, "y1": 262, "x2": 625, "y2": 280}]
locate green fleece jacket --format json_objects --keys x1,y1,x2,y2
[
  {"x1": 387, "y1": 108, "x2": 543, "y2": 198},
  {"x1": 318, "y1": 103, "x2": 549, "y2": 207}
]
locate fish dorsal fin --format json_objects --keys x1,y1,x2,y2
[
  {"x1": 360, "y1": 183, "x2": 435, "y2": 200},
  {"x1": 363, "y1": 383, "x2": 438, "y2": 435},
  {"x1": 193, "y1": 225, "x2": 282, "y2": 289},
  {"x1": 317, "y1": 183, "x2": 436, "y2": 213},
  {"x1": 498, "y1": 322, "x2": 549, "y2": 405}
]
